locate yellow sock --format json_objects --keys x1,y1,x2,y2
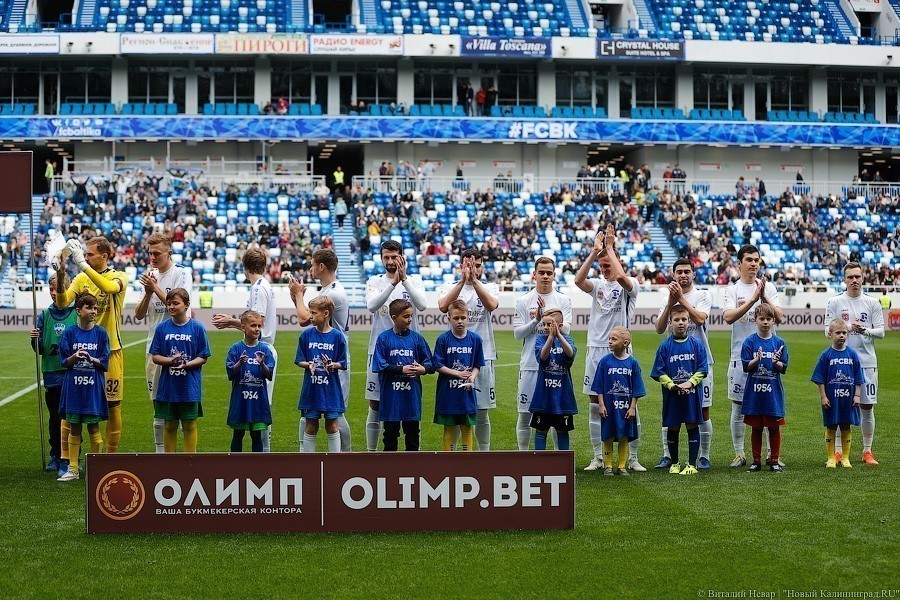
[
  {"x1": 182, "y1": 420, "x2": 198, "y2": 453},
  {"x1": 618, "y1": 438, "x2": 629, "y2": 470},
  {"x1": 459, "y1": 425, "x2": 473, "y2": 451},
  {"x1": 89, "y1": 431, "x2": 103, "y2": 454},
  {"x1": 60, "y1": 420, "x2": 71, "y2": 460},
  {"x1": 163, "y1": 421, "x2": 179, "y2": 452},
  {"x1": 840, "y1": 428, "x2": 852, "y2": 458},
  {"x1": 443, "y1": 426, "x2": 455, "y2": 451},
  {"x1": 105, "y1": 403, "x2": 122, "y2": 453},
  {"x1": 826, "y1": 427, "x2": 836, "y2": 458},
  {"x1": 602, "y1": 440, "x2": 613, "y2": 466},
  {"x1": 68, "y1": 434, "x2": 82, "y2": 473}
]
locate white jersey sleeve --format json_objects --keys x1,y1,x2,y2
[
  {"x1": 764, "y1": 281, "x2": 780, "y2": 307},
  {"x1": 248, "y1": 278, "x2": 277, "y2": 345}
]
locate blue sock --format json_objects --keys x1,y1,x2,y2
[
  {"x1": 688, "y1": 427, "x2": 700, "y2": 466},
  {"x1": 534, "y1": 430, "x2": 548, "y2": 451},
  {"x1": 556, "y1": 429, "x2": 570, "y2": 450}
]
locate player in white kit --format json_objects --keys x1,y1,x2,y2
[
  {"x1": 289, "y1": 248, "x2": 353, "y2": 452},
  {"x1": 824, "y1": 262, "x2": 884, "y2": 465},
  {"x1": 654, "y1": 258, "x2": 714, "y2": 469},
  {"x1": 438, "y1": 248, "x2": 500, "y2": 451},
  {"x1": 574, "y1": 225, "x2": 643, "y2": 471},
  {"x1": 134, "y1": 233, "x2": 193, "y2": 452},
  {"x1": 364, "y1": 240, "x2": 427, "y2": 451},
  {"x1": 213, "y1": 248, "x2": 278, "y2": 451},
  {"x1": 722, "y1": 245, "x2": 782, "y2": 467},
  {"x1": 513, "y1": 256, "x2": 573, "y2": 450}
]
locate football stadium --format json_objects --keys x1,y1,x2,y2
[{"x1": 0, "y1": 0, "x2": 898, "y2": 595}]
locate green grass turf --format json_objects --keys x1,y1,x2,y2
[{"x1": 1, "y1": 329, "x2": 898, "y2": 598}]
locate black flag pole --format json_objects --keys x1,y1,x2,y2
[{"x1": 30, "y1": 188, "x2": 46, "y2": 469}]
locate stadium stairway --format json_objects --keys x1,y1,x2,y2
[
  {"x1": 289, "y1": 0, "x2": 309, "y2": 30},
  {"x1": 647, "y1": 221, "x2": 679, "y2": 267},
  {"x1": 358, "y1": 0, "x2": 379, "y2": 29},
  {"x1": 564, "y1": 0, "x2": 588, "y2": 29},
  {"x1": 77, "y1": 0, "x2": 98, "y2": 28},
  {"x1": 631, "y1": 0, "x2": 658, "y2": 33},
  {"x1": 331, "y1": 210, "x2": 363, "y2": 306},
  {"x1": 10, "y1": 197, "x2": 44, "y2": 301},
  {"x1": 8, "y1": 0, "x2": 28, "y2": 28},
  {"x1": 823, "y1": 0, "x2": 856, "y2": 38}
]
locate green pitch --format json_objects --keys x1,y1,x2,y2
[{"x1": 1, "y1": 330, "x2": 897, "y2": 597}]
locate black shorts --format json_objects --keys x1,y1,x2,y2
[{"x1": 530, "y1": 412, "x2": 575, "y2": 432}]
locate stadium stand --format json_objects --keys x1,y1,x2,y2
[
  {"x1": 90, "y1": 0, "x2": 289, "y2": 33},
  {"x1": 372, "y1": 0, "x2": 588, "y2": 37},
  {"x1": 647, "y1": 0, "x2": 854, "y2": 43}
]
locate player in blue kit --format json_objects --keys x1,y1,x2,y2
[
  {"x1": 372, "y1": 299, "x2": 433, "y2": 451},
  {"x1": 740, "y1": 303, "x2": 789, "y2": 473},
  {"x1": 150, "y1": 288, "x2": 211, "y2": 453},
  {"x1": 651, "y1": 305, "x2": 709, "y2": 476},
  {"x1": 530, "y1": 309, "x2": 577, "y2": 452},
  {"x1": 56, "y1": 292, "x2": 110, "y2": 482},
  {"x1": 295, "y1": 296, "x2": 348, "y2": 453},
  {"x1": 226, "y1": 310, "x2": 274, "y2": 453},
  {"x1": 591, "y1": 326, "x2": 645, "y2": 476},
  {"x1": 811, "y1": 319, "x2": 865, "y2": 468},
  {"x1": 433, "y1": 299, "x2": 485, "y2": 451}
]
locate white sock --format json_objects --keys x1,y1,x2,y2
[
  {"x1": 327, "y1": 431, "x2": 341, "y2": 453},
  {"x1": 153, "y1": 418, "x2": 165, "y2": 453},
  {"x1": 475, "y1": 409, "x2": 491, "y2": 451},
  {"x1": 516, "y1": 412, "x2": 532, "y2": 450},
  {"x1": 661, "y1": 426, "x2": 670, "y2": 459},
  {"x1": 298, "y1": 417, "x2": 307, "y2": 445},
  {"x1": 337, "y1": 415, "x2": 352, "y2": 452},
  {"x1": 366, "y1": 408, "x2": 382, "y2": 451},
  {"x1": 834, "y1": 425, "x2": 843, "y2": 454},
  {"x1": 589, "y1": 404, "x2": 603, "y2": 460},
  {"x1": 699, "y1": 419, "x2": 712, "y2": 460},
  {"x1": 302, "y1": 432, "x2": 317, "y2": 453},
  {"x1": 861, "y1": 409, "x2": 875, "y2": 452},
  {"x1": 549, "y1": 428, "x2": 558, "y2": 450},
  {"x1": 628, "y1": 407, "x2": 641, "y2": 459},
  {"x1": 730, "y1": 403, "x2": 745, "y2": 457},
  {"x1": 764, "y1": 427, "x2": 772, "y2": 460},
  {"x1": 261, "y1": 426, "x2": 271, "y2": 453}
]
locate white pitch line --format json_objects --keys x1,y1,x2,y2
[{"x1": 0, "y1": 337, "x2": 148, "y2": 408}]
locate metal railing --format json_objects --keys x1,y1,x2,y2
[{"x1": 351, "y1": 176, "x2": 900, "y2": 198}]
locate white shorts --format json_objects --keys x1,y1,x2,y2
[
  {"x1": 582, "y1": 346, "x2": 612, "y2": 395},
  {"x1": 145, "y1": 354, "x2": 162, "y2": 402},
  {"x1": 365, "y1": 353, "x2": 379, "y2": 402},
  {"x1": 861, "y1": 367, "x2": 878, "y2": 405},
  {"x1": 264, "y1": 343, "x2": 277, "y2": 407},
  {"x1": 475, "y1": 361, "x2": 496, "y2": 410},
  {"x1": 700, "y1": 372, "x2": 714, "y2": 408},
  {"x1": 727, "y1": 360, "x2": 747, "y2": 403},
  {"x1": 517, "y1": 369, "x2": 539, "y2": 413}
]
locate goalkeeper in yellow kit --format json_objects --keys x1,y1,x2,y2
[{"x1": 56, "y1": 236, "x2": 129, "y2": 452}]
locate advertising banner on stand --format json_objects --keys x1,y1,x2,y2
[
  {"x1": 460, "y1": 36, "x2": 551, "y2": 57},
  {"x1": 309, "y1": 34, "x2": 403, "y2": 55}
]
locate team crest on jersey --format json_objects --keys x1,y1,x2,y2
[
  {"x1": 529, "y1": 309, "x2": 537, "y2": 320},
  {"x1": 674, "y1": 366, "x2": 692, "y2": 382},
  {"x1": 239, "y1": 370, "x2": 264, "y2": 387},
  {"x1": 608, "y1": 380, "x2": 631, "y2": 396},
  {"x1": 755, "y1": 364, "x2": 777, "y2": 380},
  {"x1": 544, "y1": 360, "x2": 566, "y2": 374},
  {"x1": 859, "y1": 312, "x2": 868, "y2": 323},
  {"x1": 841, "y1": 311, "x2": 850, "y2": 322},
  {"x1": 476, "y1": 298, "x2": 483, "y2": 308},
  {"x1": 451, "y1": 359, "x2": 468, "y2": 371},
  {"x1": 828, "y1": 371, "x2": 855, "y2": 385},
  {"x1": 53, "y1": 322, "x2": 66, "y2": 335}
]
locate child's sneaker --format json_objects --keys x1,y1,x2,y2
[
  {"x1": 730, "y1": 455, "x2": 747, "y2": 468},
  {"x1": 861, "y1": 450, "x2": 879, "y2": 466},
  {"x1": 654, "y1": 456, "x2": 673, "y2": 469},
  {"x1": 45, "y1": 456, "x2": 60, "y2": 472},
  {"x1": 603, "y1": 467, "x2": 614, "y2": 476},
  {"x1": 697, "y1": 457, "x2": 711, "y2": 470},
  {"x1": 747, "y1": 462, "x2": 762, "y2": 472},
  {"x1": 57, "y1": 469, "x2": 79, "y2": 482},
  {"x1": 669, "y1": 462, "x2": 682, "y2": 474},
  {"x1": 825, "y1": 458, "x2": 837, "y2": 468},
  {"x1": 617, "y1": 468, "x2": 630, "y2": 476},
  {"x1": 770, "y1": 463, "x2": 784, "y2": 473},
  {"x1": 680, "y1": 464, "x2": 699, "y2": 475},
  {"x1": 626, "y1": 456, "x2": 646, "y2": 472},
  {"x1": 840, "y1": 457, "x2": 852, "y2": 468},
  {"x1": 56, "y1": 459, "x2": 70, "y2": 478}
]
